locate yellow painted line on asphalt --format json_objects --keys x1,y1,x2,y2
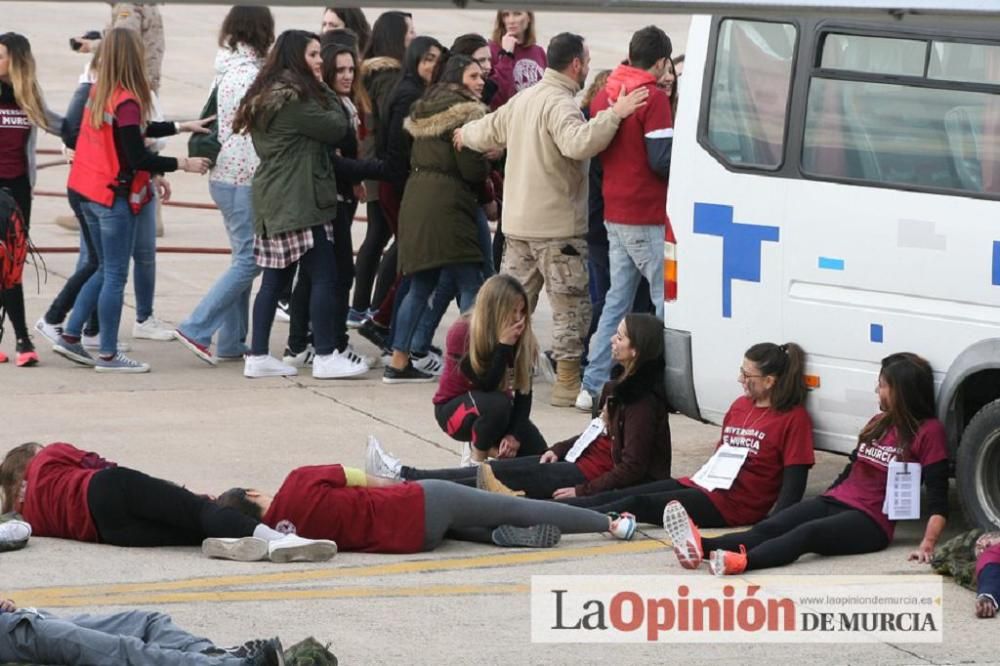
[
  {"x1": 13, "y1": 583, "x2": 532, "y2": 609},
  {"x1": 14, "y1": 538, "x2": 672, "y2": 603}
]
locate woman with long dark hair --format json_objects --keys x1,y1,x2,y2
[
  {"x1": 234, "y1": 30, "x2": 352, "y2": 379},
  {"x1": 667, "y1": 352, "x2": 949, "y2": 576},
  {"x1": 321, "y1": 7, "x2": 372, "y2": 53},
  {"x1": 370, "y1": 313, "x2": 673, "y2": 499}
]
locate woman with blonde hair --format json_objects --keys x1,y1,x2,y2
[
  {"x1": 0, "y1": 32, "x2": 62, "y2": 367},
  {"x1": 52, "y1": 27, "x2": 211, "y2": 373},
  {"x1": 368, "y1": 312, "x2": 673, "y2": 500}
]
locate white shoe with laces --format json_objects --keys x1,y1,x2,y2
[
  {"x1": 574, "y1": 389, "x2": 594, "y2": 412},
  {"x1": 244, "y1": 355, "x2": 297, "y2": 378},
  {"x1": 282, "y1": 345, "x2": 314, "y2": 368},
  {"x1": 344, "y1": 343, "x2": 374, "y2": 369},
  {"x1": 412, "y1": 351, "x2": 444, "y2": 376},
  {"x1": 268, "y1": 533, "x2": 337, "y2": 563},
  {"x1": 133, "y1": 316, "x2": 175, "y2": 341},
  {"x1": 313, "y1": 349, "x2": 368, "y2": 379},
  {"x1": 0, "y1": 519, "x2": 31, "y2": 551},
  {"x1": 365, "y1": 435, "x2": 402, "y2": 480},
  {"x1": 82, "y1": 334, "x2": 131, "y2": 352},
  {"x1": 34, "y1": 317, "x2": 63, "y2": 345}
]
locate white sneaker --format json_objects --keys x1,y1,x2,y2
[
  {"x1": 344, "y1": 343, "x2": 375, "y2": 368},
  {"x1": 608, "y1": 512, "x2": 637, "y2": 541},
  {"x1": 34, "y1": 317, "x2": 63, "y2": 345},
  {"x1": 312, "y1": 349, "x2": 368, "y2": 379},
  {"x1": 365, "y1": 434, "x2": 402, "y2": 480},
  {"x1": 0, "y1": 519, "x2": 31, "y2": 551},
  {"x1": 268, "y1": 533, "x2": 338, "y2": 563},
  {"x1": 202, "y1": 536, "x2": 269, "y2": 561},
  {"x1": 133, "y1": 316, "x2": 175, "y2": 341},
  {"x1": 282, "y1": 345, "x2": 315, "y2": 368},
  {"x1": 574, "y1": 389, "x2": 594, "y2": 412},
  {"x1": 412, "y1": 351, "x2": 444, "y2": 376},
  {"x1": 82, "y1": 334, "x2": 131, "y2": 352},
  {"x1": 274, "y1": 300, "x2": 290, "y2": 323},
  {"x1": 459, "y1": 442, "x2": 482, "y2": 468},
  {"x1": 244, "y1": 355, "x2": 298, "y2": 378}
]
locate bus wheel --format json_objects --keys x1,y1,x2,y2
[{"x1": 957, "y1": 398, "x2": 1000, "y2": 530}]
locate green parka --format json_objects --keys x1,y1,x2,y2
[
  {"x1": 398, "y1": 85, "x2": 489, "y2": 275},
  {"x1": 248, "y1": 73, "x2": 348, "y2": 237}
]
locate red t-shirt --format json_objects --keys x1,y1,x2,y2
[
  {"x1": 591, "y1": 65, "x2": 672, "y2": 226},
  {"x1": 824, "y1": 418, "x2": 948, "y2": 539},
  {"x1": 574, "y1": 434, "x2": 615, "y2": 481},
  {"x1": 18, "y1": 443, "x2": 114, "y2": 542},
  {"x1": 680, "y1": 397, "x2": 815, "y2": 526},
  {"x1": 263, "y1": 465, "x2": 426, "y2": 554},
  {"x1": 0, "y1": 83, "x2": 30, "y2": 179}
]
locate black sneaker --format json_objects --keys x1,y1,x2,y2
[
  {"x1": 209, "y1": 637, "x2": 284, "y2": 665},
  {"x1": 358, "y1": 318, "x2": 389, "y2": 349},
  {"x1": 492, "y1": 524, "x2": 562, "y2": 548},
  {"x1": 382, "y1": 363, "x2": 434, "y2": 384}
]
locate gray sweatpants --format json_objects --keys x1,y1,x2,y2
[
  {"x1": 0, "y1": 608, "x2": 243, "y2": 666},
  {"x1": 419, "y1": 479, "x2": 610, "y2": 550}
]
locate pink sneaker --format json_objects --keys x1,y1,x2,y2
[{"x1": 662, "y1": 500, "x2": 704, "y2": 569}]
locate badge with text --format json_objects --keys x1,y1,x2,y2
[
  {"x1": 883, "y1": 461, "x2": 921, "y2": 521},
  {"x1": 565, "y1": 417, "x2": 606, "y2": 463},
  {"x1": 691, "y1": 444, "x2": 749, "y2": 491}
]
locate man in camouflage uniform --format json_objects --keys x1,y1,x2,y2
[{"x1": 78, "y1": 3, "x2": 165, "y2": 93}]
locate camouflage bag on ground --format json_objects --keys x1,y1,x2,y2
[
  {"x1": 284, "y1": 636, "x2": 338, "y2": 666},
  {"x1": 932, "y1": 529, "x2": 984, "y2": 590}
]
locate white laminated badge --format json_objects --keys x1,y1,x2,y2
[
  {"x1": 883, "y1": 461, "x2": 921, "y2": 521},
  {"x1": 691, "y1": 444, "x2": 750, "y2": 491},
  {"x1": 564, "y1": 418, "x2": 606, "y2": 463}
]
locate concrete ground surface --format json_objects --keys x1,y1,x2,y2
[{"x1": 2, "y1": 3, "x2": 997, "y2": 664}]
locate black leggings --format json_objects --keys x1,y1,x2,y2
[
  {"x1": 434, "y1": 391, "x2": 547, "y2": 456},
  {"x1": 0, "y1": 175, "x2": 31, "y2": 341},
  {"x1": 86, "y1": 467, "x2": 259, "y2": 547},
  {"x1": 352, "y1": 201, "x2": 392, "y2": 312},
  {"x1": 402, "y1": 455, "x2": 588, "y2": 500},
  {"x1": 701, "y1": 496, "x2": 890, "y2": 571},
  {"x1": 565, "y1": 478, "x2": 727, "y2": 527}
]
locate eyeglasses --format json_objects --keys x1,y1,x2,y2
[{"x1": 739, "y1": 367, "x2": 763, "y2": 380}]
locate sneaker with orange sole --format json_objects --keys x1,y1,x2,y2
[
  {"x1": 708, "y1": 545, "x2": 748, "y2": 576},
  {"x1": 15, "y1": 339, "x2": 38, "y2": 367},
  {"x1": 662, "y1": 500, "x2": 703, "y2": 569}
]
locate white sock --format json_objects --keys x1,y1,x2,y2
[{"x1": 253, "y1": 524, "x2": 284, "y2": 541}]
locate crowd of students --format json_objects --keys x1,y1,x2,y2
[{"x1": 0, "y1": 8, "x2": 996, "y2": 662}]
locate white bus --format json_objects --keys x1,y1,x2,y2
[{"x1": 663, "y1": 8, "x2": 1000, "y2": 528}]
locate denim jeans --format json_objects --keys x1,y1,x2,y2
[
  {"x1": 66, "y1": 197, "x2": 141, "y2": 355},
  {"x1": 475, "y1": 207, "x2": 494, "y2": 279},
  {"x1": 581, "y1": 222, "x2": 664, "y2": 395},
  {"x1": 177, "y1": 182, "x2": 259, "y2": 357},
  {"x1": 250, "y1": 226, "x2": 337, "y2": 357},
  {"x1": 132, "y1": 192, "x2": 157, "y2": 323},
  {"x1": 410, "y1": 270, "x2": 458, "y2": 355},
  {"x1": 392, "y1": 263, "x2": 483, "y2": 354},
  {"x1": 45, "y1": 190, "x2": 99, "y2": 333}
]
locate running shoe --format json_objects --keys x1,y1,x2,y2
[
  {"x1": 34, "y1": 317, "x2": 63, "y2": 345},
  {"x1": 346, "y1": 308, "x2": 369, "y2": 329},
  {"x1": 133, "y1": 316, "x2": 175, "y2": 341},
  {"x1": 0, "y1": 519, "x2": 31, "y2": 552},
  {"x1": 202, "y1": 537, "x2": 269, "y2": 561},
  {"x1": 662, "y1": 500, "x2": 704, "y2": 569},
  {"x1": 608, "y1": 512, "x2": 638, "y2": 541},
  {"x1": 365, "y1": 435, "x2": 402, "y2": 480},
  {"x1": 14, "y1": 338, "x2": 38, "y2": 367},
  {"x1": 492, "y1": 524, "x2": 561, "y2": 548},
  {"x1": 708, "y1": 546, "x2": 748, "y2": 576}
]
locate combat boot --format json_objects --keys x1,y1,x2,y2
[{"x1": 550, "y1": 358, "x2": 582, "y2": 407}]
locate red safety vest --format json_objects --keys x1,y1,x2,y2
[{"x1": 68, "y1": 87, "x2": 153, "y2": 214}]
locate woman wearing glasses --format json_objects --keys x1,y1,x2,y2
[{"x1": 566, "y1": 341, "x2": 815, "y2": 541}]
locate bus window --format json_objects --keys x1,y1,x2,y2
[
  {"x1": 706, "y1": 19, "x2": 797, "y2": 169},
  {"x1": 929, "y1": 41, "x2": 1000, "y2": 85},
  {"x1": 820, "y1": 33, "x2": 925, "y2": 76},
  {"x1": 802, "y1": 36, "x2": 1000, "y2": 196}
]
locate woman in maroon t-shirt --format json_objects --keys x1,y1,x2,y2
[
  {"x1": 568, "y1": 342, "x2": 815, "y2": 534},
  {"x1": 669, "y1": 352, "x2": 950, "y2": 576}
]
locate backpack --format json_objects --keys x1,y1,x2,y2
[
  {"x1": 188, "y1": 85, "x2": 221, "y2": 164},
  {"x1": 0, "y1": 188, "x2": 29, "y2": 342}
]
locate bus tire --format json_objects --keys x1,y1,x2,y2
[{"x1": 957, "y1": 398, "x2": 1000, "y2": 530}]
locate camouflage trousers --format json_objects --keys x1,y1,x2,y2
[
  {"x1": 931, "y1": 529, "x2": 1000, "y2": 590},
  {"x1": 502, "y1": 236, "x2": 591, "y2": 361}
]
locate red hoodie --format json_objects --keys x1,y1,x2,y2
[{"x1": 591, "y1": 64, "x2": 672, "y2": 226}]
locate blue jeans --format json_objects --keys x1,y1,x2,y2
[
  {"x1": 392, "y1": 263, "x2": 483, "y2": 354},
  {"x1": 581, "y1": 222, "x2": 664, "y2": 395},
  {"x1": 132, "y1": 193, "x2": 157, "y2": 322},
  {"x1": 475, "y1": 207, "x2": 495, "y2": 279},
  {"x1": 66, "y1": 197, "x2": 141, "y2": 355},
  {"x1": 177, "y1": 182, "x2": 258, "y2": 357}
]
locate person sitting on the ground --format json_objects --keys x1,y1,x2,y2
[
  {"x1": 215, "y1": 457, "x2": 638, "y2": 553},
  {"x1": 664, "y1": 352, "x2": 949, "y2": 576},
  {"x1": 565, "y1": 342, "x2": 814, "y2": 533},
  {"x1": 366, "y1": 313, "x2": 671, "y2": 500},
  {"x1": 0, "y1": 441, "x2": 335, "y2": 563},
  {"x1": 0, "y1": 596, "x2": 282, "y2": 665}
]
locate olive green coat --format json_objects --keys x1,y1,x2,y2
[
  {"x1": 398, "y1": 85, "x2": 489, "y2": 275},
  {"x1": 249, "y1": 74, "x2": 348, "y2": 237}
]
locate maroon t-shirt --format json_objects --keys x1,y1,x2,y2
[
  {"x1": 824, "y1": 418, "x2": 948, "y2": 539},
  {"x1": 679, "y1": 397, "x2": 816, "y2": 526},
  {"x1": 0, "y1": 82, "x2": 30, "y2": 179},
  {"x1": 263, "y1": 465, "x2": 426, "y2": 554},
  {"x1": 574, "y1": 434, "x2": 615, "y2": 481}
]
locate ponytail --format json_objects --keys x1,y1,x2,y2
[{"x1": 745, "y1": 341, "x2": 807, "y2": 412}]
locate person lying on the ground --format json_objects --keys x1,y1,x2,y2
[
  {"x1": 0, "y1": 597, "x2": 282, "y2": 665},
  {"x1": 0, "y1": 441, "x2": 335, "y2": 563},
  {"x1": 0, "y1": 514, "x2": 30, "y2": 552},
  {"x1": 662, "y1": 352, "x2": 949, "y2": 576},
  {"x1": 213, "y1": 462, "x2": 638, "y2": 554},
  {"x1": 976, "y1": 542, "x2": 1000, "y2": 618},
  {"x1": 366, "y1": 313, "x2": 672, "y2": 500},
  {"x1": 563, "y1": 341, "x2": 814, "y2": 530},
  {"x1": 931, "y1": 528, "x2": 1000, "y2": 618}
]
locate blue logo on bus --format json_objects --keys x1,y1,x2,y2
[{"x1": 693, "y1": 203, "x2": 780, "y2": 318}]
